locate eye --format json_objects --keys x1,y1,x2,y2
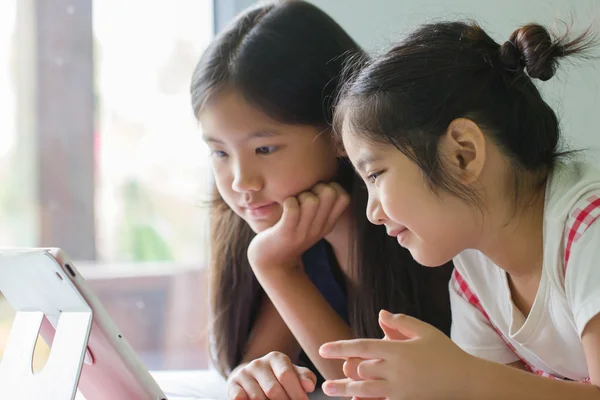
[
  {"x1": 367, "y1": 170, "x2": 383, "y2": 183},
  {"x1": 256, "y1": 146, "x2": 278, "y2": 155},
  {"x1": 210, "y1": 150, "x2": 228, "y2": 158}
]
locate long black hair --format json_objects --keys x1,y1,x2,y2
[{"x1": 191, "y1": 0, "x2": 453, "y2": 377}]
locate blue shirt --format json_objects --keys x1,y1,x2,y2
[{"x1": 302, "y1": 240, "x2": 348, "y2": 323}]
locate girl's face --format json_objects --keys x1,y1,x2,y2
[
  {"x1": 199, "y1": 89, "x2": 339, "y2": 233},
  {"x1": 341, "y1": 129, "x2": 479, "y2": 267}
]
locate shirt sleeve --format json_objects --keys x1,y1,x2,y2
[
  {"x1": 450, "y1": 271, "x2": 520, "y2": 364},
  {"x1": 565, "y1": 209, "x2": 600, "y2": 337}
]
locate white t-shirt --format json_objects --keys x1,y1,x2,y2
[{"x1": 450, "y1": 161, "x2": 600, "y2": 381}]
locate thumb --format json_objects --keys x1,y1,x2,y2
[{"x1": 379, "y1": 310, "x2": 429, "y2": 340}]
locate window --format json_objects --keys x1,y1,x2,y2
[{"x1": 0, "y1": 0, "x2": 214, "y2": 371}]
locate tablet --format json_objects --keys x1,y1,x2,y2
[{"x1": 0, "y1": 248, "x2": 167, "y2": 400}]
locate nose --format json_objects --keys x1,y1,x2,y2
[
  {"x1": 366, "y1": 195, "x2": 386, "y2": 226},
  {"x1": 231, "y1": 159, "x2": 262, "y2": 193}
]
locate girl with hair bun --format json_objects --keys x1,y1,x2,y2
[{"x1": 321, "y1": 20, "x2": 600, "y2": 399}]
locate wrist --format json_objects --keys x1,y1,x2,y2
[
  {"x1": 248, "y1": 256, "x2": 302, "y2": 274},
  {"x1": 253, "y1": 260, "x2": 306, "y2": 282}
]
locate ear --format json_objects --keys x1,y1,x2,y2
[
  {"x1": 332, "y1": 133, "x2": 347, "y2": 157},
  {"x1": 439, "y1": 118, "x2": 486, "y2": 185},
  {"x1": 336, "y1": 146, "x2": 348, "y2": 158}
]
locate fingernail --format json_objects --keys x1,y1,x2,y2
[
  {"x1": 323, "y1": 382, "x2": 337, "y2": 395},
  {"x1": 379, "y1": 310, "x2": 392, "y2": 320},
  {"x1": 319, "y1": 344, "x2": 330, "y2": 356},
  {"x1": 380, "y1": 309, "x2": 392, "y2": 316},
  {"x1": 302, "y1": 378, "x2": 315, "y2": 388}
]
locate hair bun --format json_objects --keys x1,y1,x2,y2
[
  {"x1": 509, "y1": 24, "x2": 559, "y2": 81},
  {"x1": 498, "y1": 40, "x2": 524, "y2": 72}
]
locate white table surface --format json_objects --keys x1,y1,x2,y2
[{"x1": 76, "y1": 369, "x2": 336, "y2": 400}]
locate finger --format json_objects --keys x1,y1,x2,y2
[
  {"x1": 328, "y1": 181, "x2": 347, "y2": 195},
  {"x1": 351, "y1": 397, "x2": 385, "y2": 400},
  {"x1": 323, "y1": 182, "x2": 350, "y2": 233},
  {"x1": 356, "y1": 358, "x2": 386, "y2": 380},
  {"x1": 270, "y1": 357, "x2": 306, "y2": 400},
  {"x1": 309, "y1": 183, "x2": 338, "y2": 236},
  {"x1": 296, "y1": 192, "x2": 319, "y2": 236},
  {"x1": 293, "y1": 365, "x2": 317, "y2": 393},
  {"x1": 278, "y1": 197, "x2": 301, "y2": 233},
  {"x1": 228, "y1": 382, "x2": 249, "y2": 400},
  {"x1": 379, "y1": 311, "x2": 410, "y2": 340},
  {"x1": 343, "y1": 358, "x2": 362, "y2": 380},
  {"x1": 322, "y1": 378, "x2": 388, "y2": 398},
  {"x1": 236, "y1": 373, "x2": 267, "y2": 400},
  {"x1": 252, "y1": 366, "x2": 291, "y2": 400},
  {"x1": 353, "y1": 397, "x2": 385, "y2": 400},
  {"x1": 320, "y1": 339, "x2": 394, "y2": 360},
  {"x1": 379, "y1": 310, "x2": 430, "y2": 340}
]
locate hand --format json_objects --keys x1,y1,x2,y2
[
  {"x1": 228, "y1": 352, "x2": 317, "y2": 400},
  {"x1": 339, "y1": 318, "x2": 408, "y2": 400},
  {"x1": 342, "y1": 358, "x2": 384, "y2": 400},
  {"x1": 319, "y1": 310, "x2": 477, "y2": 400},
  {"x1": 247, "y1": 182, "x2": 349, "y2": 273}
]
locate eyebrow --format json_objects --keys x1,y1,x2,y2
[
  {"x1": 355, "y1": 153, "x2": 383, "y2": 173},
  {"x1": 202, "y1": 130, "x2": 282, "y2": 144}
]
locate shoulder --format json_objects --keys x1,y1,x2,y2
[
  {"x1": 565, "y1": 192, "x2": 600, "y2": 241},
  {"x1": 563, "y1": 192, "x2": 600, "y2": 268},
  {"x1": 543, "y1": 161, "x2": 600, "y2": 276},
  {"x1": 545, "y1": 161, "x2": 600, "y2": 221}
]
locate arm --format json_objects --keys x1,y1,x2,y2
[
  {"x1": 235, "y1": 295, "x2": 301, "y2": 369},
  {"x1": 254, "y1": 266, "x2": 353, "y2": 380},
  {"x1": 508, "y1": 361, "x2": 528, "y2": 370},
  {"x1": 319, "y1": 312, "x2": 600, "y2": 400},
  {"x1": 246, "y1": 183, "x2": 354, "y2": 381}
]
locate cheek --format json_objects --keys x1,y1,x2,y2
[
  {"x1": 269, "y1": 156, "x2": 337, "y2": 197},
  {"x1": 212, "y1": 166, "x2": 234, "y2": 199},
  {"x1": 270, "y1": 172, "x2": 317, "y2": 200},
  {"x1": 434, "y1": 199, "x2": 478, "y2": 245},
  {"x1": 415, "y1": 197, "x2": 474, "y2": 262},
  {"x1": 379, "y1": 182, "x2": 423, "y2": 221},
  {"x1": 307, "y1": 157, "x2": 338, "y2": 186}
]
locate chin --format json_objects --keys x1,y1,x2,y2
[
  {"x1": 409, "y1": 248, "x2": 454, "y2": 268},
  {"x1": 247, "y1": 219, "x2": 276, "y2": 233}
]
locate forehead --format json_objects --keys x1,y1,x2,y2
[
  {"x1": 199, "y1": 89, "x2": 323, "y2": 141},
  {"x1": 199, "y1": 90, "x2": 272, "y2": 133},
  {"x1": 341, "y1": 125, "x2": 381, "y2": 155}
]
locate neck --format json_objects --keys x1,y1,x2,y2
[
  {"x1": 476, "y1": 189, "x2": 546, "y2": 280},
  {"x1": 325, "y1": 206, "x2": 353, "y2": 276}
]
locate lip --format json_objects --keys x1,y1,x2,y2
[
  {"x1": 387, "y1": 226, "x2": 407, "y2": 237},
  {"x1": 241, "y1": 202, "x2": 277, "y2": 219},
  {"x1": 387, "y1": 226, "x2": 409, "y2": 246},
  {"x1": 242, "y1": 202, "x2": 274, "y2": 210}
]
